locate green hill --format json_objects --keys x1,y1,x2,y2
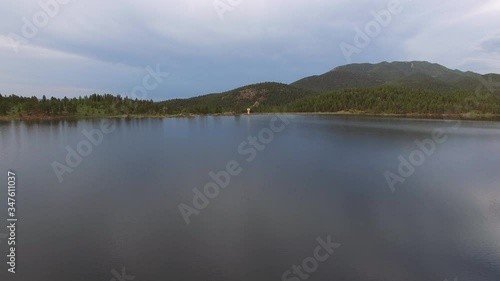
[
  {"x1": 290, "y1": 70, "x2": 383, "y2": 92},
  {"x1": 291, "y1": 61, "x2": 485, "y2": 92},
  {"x1": 286, "y1": 85, "x2": 500, "y2": 115},
  {"x1": 391, "y1": 73, "x2": 458, "y2": 92},
  {"x1": 2, "y1": 61, "x2": 499, "y2": 119},
  {"x1": 161, "y1": 82, "x2": 318, "y2": 114}
]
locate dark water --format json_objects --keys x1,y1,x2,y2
[{"x1": 1, "y1": 115, "x2": 500, "y2": 281}]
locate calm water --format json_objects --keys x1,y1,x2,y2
[{"x1": 1, "y1": 115, "x2": 500, "y2": 281}]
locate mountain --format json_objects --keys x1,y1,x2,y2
[
  {"x1": 291, "y1": 70, "x2": 383, "y2": 91},
  {"x1": 391, "y1": 73, "x2": 458, "y2": 92},
  {"x1": 162, "y1": 82, "x2": 318, "y2": 114},
  {"x1": 286, "y1": 85, "x2": 500, "y2": 115},
  {"x1": 160, "y1": 61, "x2": 500, "y2": 115},
  {"x1": 291, "y1": 61, "x2": 485, "y2": 92},
  {"x1": 2, "y1": 61, "x2": 499, "y2": 119}
]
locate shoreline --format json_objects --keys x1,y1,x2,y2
[{"x1": 1, "y1": 111, "x2": 500, "y2": 122}]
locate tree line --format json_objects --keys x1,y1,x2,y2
[
  {"x1": 1, "y1": 85, "x2": 500, "y2": 118},
  {"x1": 284, "y1": 86, "x2": 500, "y2": 115},
  {"x1": 0, "y1": 94, "x2": 164, "y2": 117}
]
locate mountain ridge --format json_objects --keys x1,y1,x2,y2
[
  {"x1": 164, "y1": 61, "x2": 499, "y2": 113},
  {"x1": 1, "y1": 61, "x2": 500, "y2": 119},
  {"x1": 291, "y1": 61, "x2": 487, "y2": 92}
]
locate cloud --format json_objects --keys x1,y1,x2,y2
[
  {"x1": 0, "y1": 0, "x2": 499, "y2": 99},
  {"x1": 401, "y1": 0, "x2": 500, "y2": 73}
]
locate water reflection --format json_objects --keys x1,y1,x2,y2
[{"x1": 0, "y1": 115, "x2": 499, "y2": 281}]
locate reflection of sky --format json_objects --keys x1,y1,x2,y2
[{"x1": 0, "y1": 115, "x2": 500, "y2": 280}]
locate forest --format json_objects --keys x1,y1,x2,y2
[
  {"x1": 284, "y1": 86, "x2": 500, "y2": 115},
  {"x1": 2, "y1": 61, "x2": 500, "y2": 119},
  {"x1": 1, "y1": 84, "x2": 500, "y2": 119},
  {"x1": 0, "y1": 94, "x2": 163, "y2": 118}
]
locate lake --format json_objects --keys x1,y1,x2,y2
[{"x1": 1, "y1": 115, "x2": 500, "y2": 281}]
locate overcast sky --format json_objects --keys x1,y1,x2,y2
[{"x1": 1, "y1": 0, "x2": 499, "y2": 100}]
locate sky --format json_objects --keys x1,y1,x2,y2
[{"x1": 0, "y1": 0, "x2": 499, "y2": 100}]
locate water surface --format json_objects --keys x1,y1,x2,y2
[{"x1": 0, "y1": 115, "x2": 500, "y2": 281}]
